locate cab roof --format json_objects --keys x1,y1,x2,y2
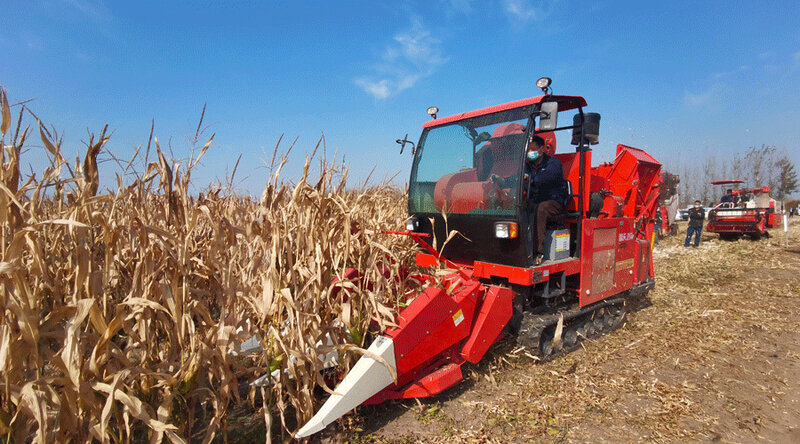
[{"x1": 421, "y1": 95, "x2": 588, "y2": 129}]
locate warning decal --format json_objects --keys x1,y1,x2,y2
[
  {"x1": 555, "y1": 233, "x2": 570, "y2": 252},
  {"x1": 453, "y1": 309, "x2": 464, "y2": 326}
]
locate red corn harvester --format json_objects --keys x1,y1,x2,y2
[
  {"x1": 296, "y1": 77, "x2": 663, "y2": 438},
  {"x1": 707, "y1": 179, "x2": 777, "y2": 240}
]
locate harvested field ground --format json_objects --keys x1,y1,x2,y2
[{"x1": 315, "y1": 220, "x2": 800, "y2": 443}]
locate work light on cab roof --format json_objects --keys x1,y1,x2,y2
[
  {"x1": 536, "y1": 76, "x2": 552, "y2": 93},
  {"x1": 426, "y1": 106, "x2": 438, "y2": 119}
]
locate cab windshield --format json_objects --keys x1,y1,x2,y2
[{"x1": 409, "y1": 109, "x2": 532, "y2": 216}]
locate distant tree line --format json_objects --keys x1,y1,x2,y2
[{"x1": 663, "y1": 145, "x2": 798, "y2": 207}]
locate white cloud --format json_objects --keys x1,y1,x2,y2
[
  {"x1": 26, "y1": 39, "x2": 44, "y2": 51},
  {"x1": 792, "y1": 50, "x2": 800, "y2": 70},
  {"x1": 63, "y1": 0, "x2": 112, "y2": 22},
  {"x1": 683, "y1": 83, "x2": 723, "y2": 107},
  {"x1": 502, "y1": 0, "x2": 541, "y2": 23},
  {"x1": 355, "y1": 79, "x2": 392, "y2": 100},
  {"x1": 354, "y1": 19, "x2": 448, "y2": 100},
  {"x1": 757, "y1": 50, "x2": 775, "y2": 60},
  {"x1": 711, "y1": 65, "x2": 749, "y2": 79}
]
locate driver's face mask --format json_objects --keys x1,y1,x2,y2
[{"x1": 526, "y1": 150, "x2": 540, "y2": 162}]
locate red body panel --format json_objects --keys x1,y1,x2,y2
[
  {"x1": 460, "y1": 286, "x2": 513, "y2": 363},
  {"x1": 368, "y1": 282, "x2": 512, "y2": 403},
  {"x1": 472, "y1": 258, "x2": 581, "y2": 284},
  {"x1": 578, "y1": 217, "x2": 637, "y2": 306},
  {"x1": 472, "y1": 260, "x2": 537, "y2": 285},
  {"x1": 706, "y1": 221, "x2": 766, "y2": 235},
  {"x1": 706, "y1": 214, "x2": 766, "y2": 235},
  {"x1": 416, "y1": 252, "x2": 439, "y2": 268},
  {"x1": 386, "y1": 282, "x2": 481, "y2": 374},
  {"x1": 707, "y1": 208, "x2": 767, "y2": 235},
  {"x1": 395, "y1": 363, "x2": 463, "y2": 399},
  {"x1": 592, "y1": 145, "x2": 661, "y2": 221}
]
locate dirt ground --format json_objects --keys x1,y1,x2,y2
[{"x1": 316, "y1": 219, "x2": 800, "y2": 443}]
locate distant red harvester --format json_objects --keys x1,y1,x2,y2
[{"x1": 707, "y1": 179, "x2": 777, "y2": 239}]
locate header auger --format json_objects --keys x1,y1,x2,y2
[{"x1": 295, "y1": 78, "x2": 663, "y2": 439}]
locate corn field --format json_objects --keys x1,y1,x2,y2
[{"x1": 0, "y1": 88, "x2": 418, "y2": 442}]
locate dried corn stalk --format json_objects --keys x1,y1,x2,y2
[{"x1": 0, "y1": 90, "x2": 416, "y2": 442}]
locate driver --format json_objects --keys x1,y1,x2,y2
[
  {"x1": 492, "y1": 135, "x2": 567, "y2": 265},
  {"x1": 720, "y1": 189, "x2": 732, "y2": 204}
]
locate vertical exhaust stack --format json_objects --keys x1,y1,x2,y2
[{"x1": 294, "y1": 336, "x2": 397, "y2": 439}]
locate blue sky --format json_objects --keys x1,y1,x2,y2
[{"x1": 2, "y1": 0, "x2": 800, "y2": 196}]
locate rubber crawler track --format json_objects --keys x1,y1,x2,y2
[{"x1": 516, "y1": 296, "x2": 627, "y2": 361}]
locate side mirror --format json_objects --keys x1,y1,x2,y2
[
  {"x1": 539, "y1": 101, "x2": 559, "y2": 131},
  {"x1": 396, "y1": 134, "x2": 416, "y2": 155}
]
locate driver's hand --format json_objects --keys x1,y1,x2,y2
[{"x1": 489, "y1": 174, "x2": 499, "y2": 184}]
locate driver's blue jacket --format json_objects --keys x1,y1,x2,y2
[{"x1": 525, "y1": 153, "x2": 567, "y2": 205}]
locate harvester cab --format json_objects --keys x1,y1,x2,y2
[
  {"x1": 295, "y1": 78, "x2": 662, "y2": 439},
  {"x1": 405, "y1": 82, "x2": 599, "y2": 270}
]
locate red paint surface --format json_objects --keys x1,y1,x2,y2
[
  {"x1": 386, "y1": 281, "x2": 482, "y2": 374},
  {"x1": 422, "y1": 95, "x2": 587, "y2": 128},
  {"x1": 461, "y1": 286, "x2": 513, "y2": 363}
]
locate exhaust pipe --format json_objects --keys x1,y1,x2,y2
[{"x1": 295, "y1": 335, "x2": 397, "y2": 439}]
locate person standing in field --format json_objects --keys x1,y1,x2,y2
[
  {"x1": 684, "y1": 200, "x2": 705, "y2": 247},
  {"x1": 653, "y1": 209, "x2": 662, "y2": 245}
]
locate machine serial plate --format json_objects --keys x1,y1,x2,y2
[{"x1": 615, "y1": 258, "x2": 634, "y2": 271}]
